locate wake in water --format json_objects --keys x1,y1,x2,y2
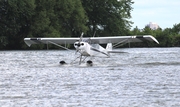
[{"x1": 138, "y1": 61, "x2": 180, "y2": 66}]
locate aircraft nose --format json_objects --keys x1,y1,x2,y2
[
  {"x1": 77, "y1": 43, "x2": 80, "y2": 47},
  {"x1": 74, "y1": 42, "x2": 85, "y2": 50},
  {"x1": 75, "y1": 42, "x2": 84, "y2": 47},
  {"x1": 74, "y1": 42, "x2": 80, "y2": 47}
]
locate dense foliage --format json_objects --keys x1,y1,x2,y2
[
  {"x1": 128, "y1": 23, "x2": 180, "y2": 47},
  {"x1": 0, "y1": 0, "x2": 89, "y2": 49},
  {"x1": 0, "y1": 0, "x2": 179, "y2": 49}
]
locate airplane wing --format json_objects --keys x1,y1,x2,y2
[
  {"x1": 90, "y1": 35, "x2": 159, "y2": 44},
  {"x1": 24, "y1": 38, "x2": 79, "y2": 47},
  {"x1": 24, "y1": 35, "x2": 159, "y2": 47}
]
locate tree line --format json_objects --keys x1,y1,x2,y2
[
  {"x1": 127, "y1": 23, "x2": 180, "y2": 47},
  {"x1": 0, "y1": 0, "x2": 179, "y2": 50}
]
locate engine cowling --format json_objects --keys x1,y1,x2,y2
[{"x1": 74, "y1": 42, "x2": 86, "y2": 50}]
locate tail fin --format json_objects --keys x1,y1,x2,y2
[
  {"x1": 106, "y1": 43, "x2": 112, "y2": 51},
  {"x1": 106, "y1": 43, "x2": 124, "y2": 53}
]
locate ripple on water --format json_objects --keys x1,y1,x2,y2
[{"x1": 0, "y1": 48, "x2": 180, "y2": 106}]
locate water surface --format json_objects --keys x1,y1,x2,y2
[{"x1": 0, "y1": 48, "x2": 180, "y2": 107}]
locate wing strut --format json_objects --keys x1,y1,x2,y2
[
  {"x1": 47, "y1": 41, "x2": 71, "y2": 51},
  {"x1": 113, "y1": 39, "x2": 129, "y2": 48}
]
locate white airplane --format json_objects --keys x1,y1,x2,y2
[{"x1": 24, "y1": 33, "x2": 159, "y2": 66}]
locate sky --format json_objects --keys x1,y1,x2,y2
[{"x1": 131, "y1": 0, "x2": 180, "y2": 29}]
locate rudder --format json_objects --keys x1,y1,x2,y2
[{"x1": 106, "y1": 43, "x2": 112, "y2": 51}]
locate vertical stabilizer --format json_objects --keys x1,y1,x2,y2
[{"x1": 106, "y1": 43, "x2": 112, "y2": 51}]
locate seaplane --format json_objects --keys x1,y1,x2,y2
[{"x1": 24, "y1": 33, "x2": 159, "y2": 66}]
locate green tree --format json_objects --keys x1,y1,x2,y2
[
  {"x1": 53, "y1": 0, "x2": 88, "y2": 37},
  {"x1": 131, "y1": 26, "x2": 142, "y2": 35},
  {"x1": 27, "y1": 0, "x2": 88, "y2": 49},
  {"x1": 0, "y1": 0, "x2": 35, "y2": 49},
  {"x1": 142, "y1": 26, "x2": 153, "y2": 35},
  {"x1": 174, "y1": 34, "x2": 180, "y2": 46},
  {"x1": 29, "y1": 0, "x2": 88, "y2": 37},
  {"x1": 0, "y1": 0, "x2": 88, "y2": 49},
  {"x1": 29, "y1": 0, "x2": 56, "y2": 38},
  {"x1": 171, "y1": 23, "x2": 180, "y2": 46},
  {"x1": 81, "y1": 0, "x2": 134, "y2": 36},
  {"x1": 157, "y1": 28, "x2": 172, "y2": 47},
  {"x1": 172, "y1": 23, "x2": 180, "y2": 34}
]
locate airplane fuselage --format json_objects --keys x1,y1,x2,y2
[{"x1": 74, "y1": 41, "x2": 109, "y2": 57}]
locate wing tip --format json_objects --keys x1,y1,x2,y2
[
  {"x1": 144, "y1": 35, "x2": 159, "y2": 44},
  {"x1": 24, "y1": 38, "x2": 32, "y2": 47},
  {"x1": 150, "y1": 35, "x2": 159, "y2": 44}
]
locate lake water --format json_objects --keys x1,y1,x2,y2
[{"x1": 0, "y1": 48, "x2": 180, "y2": 107}]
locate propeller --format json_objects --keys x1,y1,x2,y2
[
  {"x1": 75, "y1": 32, "x2": 84, "y2": 54},
  {"x1": 80, "y1": 32, "x2": 84, "y2": 41},
  {"x1": 93, "y1": 31, "x2": 96, "y2": 37}
]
